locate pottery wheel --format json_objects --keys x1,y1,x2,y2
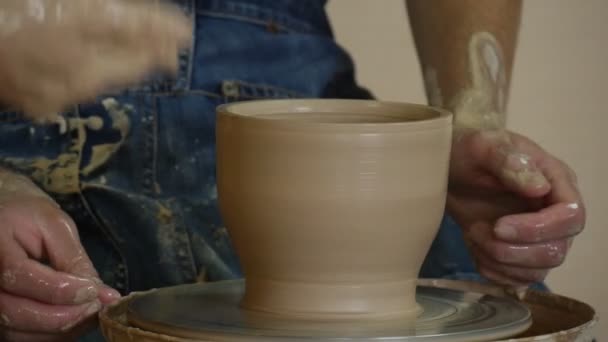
[{"x1": 127, "y1": 280, "x2": 532, "y2": 341}]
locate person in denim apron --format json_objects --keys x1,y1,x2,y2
[{"x1": 0, "y1": 1, "x2": 586, "y2": 341}]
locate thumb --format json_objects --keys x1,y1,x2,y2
[{"x1": 483, "y1": 132, "x2": 551, "y2": 197}]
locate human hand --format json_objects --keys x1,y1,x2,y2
[
  {"x1": 0, "y1": 171, "x2": 121, "y2": 341},
  {"x1": 447, "y1": 129, "x2": 585, "y2": 286},
  {"x1": 0, "y1": 0, "x2": 192, "y2": 122}
]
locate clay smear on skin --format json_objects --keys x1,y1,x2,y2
[
  {"x1": 450, "y1": 31, "x2": 507, "y2": 131},
  {"x1": 81, "y1": 98, "x2": 131, "y2": 176},
  {"x1": 74, "y1": 286, "x2": 98, "y2": 304},
  {"x1": 442, "y1": 32, "x2": 547, "y2": 188},
  {"x1": 500, "y1": 151, "x2": 547, "y2": 188}
]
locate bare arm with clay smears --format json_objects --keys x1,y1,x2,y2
[
  {"x1": 406, "y1": 0, "x2": 585, "y2": 286},
  {"x1": 0, "y1": 169, "x2": 121, "y2": 341}
]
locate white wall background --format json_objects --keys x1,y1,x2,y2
[{"x1": 327, "y1": 0, "x2": 607, "y2": 338}]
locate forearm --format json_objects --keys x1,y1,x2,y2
[{"x1": 406, "y1": 0, "x2": 522, "y2": 131}]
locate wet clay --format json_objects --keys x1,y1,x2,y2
[{"x1": 216, "y1": 99, "x2": 452, "y2": 319}]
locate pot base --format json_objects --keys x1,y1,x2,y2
[
  {"x1": 119, "y1": 279, "x2": 533, "y2": 341},
  {"x1": 239, "y1": 277, "x2": 422, "y2": 320}
]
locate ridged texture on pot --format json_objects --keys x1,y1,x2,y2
[{"x1": 216, "y1": 99, "x2": 453, "y2": 318}]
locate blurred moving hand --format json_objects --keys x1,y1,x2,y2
[{"x1": 0, "y1": 0, "x2": 192, "y2": 122}]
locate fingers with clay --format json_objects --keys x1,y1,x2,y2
[
  {"x1": 420, "y1": 28, "x2": 585, "y2": 285},
  {"x1": 495, "y1": 155, "x2": 585, "y2": 242},
  {"x1": 450, "y1": 129, "x2": 585, "y2": 283},
  {"x1": 482, "y1": 132, "x2": 551, "y2": 196},
  {"x1": 0, "y1": 170, "x2": 120, "y2": 340},
  {"x1": 0, "y1": 0, "x2": 192, "y2": 122}
]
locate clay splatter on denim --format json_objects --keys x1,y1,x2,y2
[
  {"x1": 4, "y1": 118, "x2": 85, "y2": 194},
  {"x1": 2, "y1": 98, "x2": 131, "y2": 195},
  {"x1": 81, "y1": 98, "x2": 131, "y2": 176}
]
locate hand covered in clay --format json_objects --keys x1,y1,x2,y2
[
  {"x1": 447, "y1": 129, "x2": 585, "y2": 286},
  {"x1": 0, "y1": 170, "x2": 120, "y2": 341},
  {"x1": 0, "y1": 0, "x2": 192, "y2": 122}
]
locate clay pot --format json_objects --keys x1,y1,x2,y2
[{"x1": 216, "y1": 99, "x2": 452, "y2": 319}]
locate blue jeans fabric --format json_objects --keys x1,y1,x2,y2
[{"x1": 0, "y1": 1, "x2": 541, "y2": 341}]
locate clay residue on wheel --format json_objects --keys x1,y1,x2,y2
[{"x1": 420, "y1": 279, "x2": 598, "y2": 342}]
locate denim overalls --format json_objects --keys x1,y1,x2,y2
[{"x1": 0, "y1": 1, "x2": 495, "y2": 340}]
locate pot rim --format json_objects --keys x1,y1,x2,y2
[{"x1": 217, "y1": 99, "x2": 452, "y2": 133}]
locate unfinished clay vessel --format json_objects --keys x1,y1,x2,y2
[{"x1": 216, "y1": 99, "x2": 452, "y2": 319}]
